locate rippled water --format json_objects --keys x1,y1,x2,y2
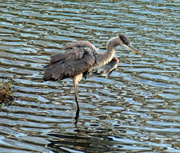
[{"x1": 0, "y1": 0, "x2": 179, "y2": 152}]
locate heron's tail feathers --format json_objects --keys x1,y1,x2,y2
[{"x1": 42, "y1": 61, "x2": 64, "y2": 81}]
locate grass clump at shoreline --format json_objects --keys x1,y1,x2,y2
[{"x1": 0, "y1": 81, "x2": 14, "y2": 106}]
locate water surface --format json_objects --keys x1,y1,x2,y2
[{"x1": 0, "y1": 0, "x2": 179, "y2": 152}]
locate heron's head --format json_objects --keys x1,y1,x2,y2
[{"x1": 118, "y1": 34, "x2": 142, "y2": 56}]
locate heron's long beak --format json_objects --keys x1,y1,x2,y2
[{"x1": 127, "y1": 45, "x2": 142, "y2": 57}]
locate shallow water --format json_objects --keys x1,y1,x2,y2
[{"x1": 0, "y1": 0, "x2": 180, "y2": 152}]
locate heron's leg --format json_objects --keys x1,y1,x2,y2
[
  {"x1": 73, "y1": 73, "x2": 83, "y2": 111},
  {"x1": 74, "y1": 83, "x2": 80, "y2": 124},
  {"x1": 75, "y1": 107, "x2": 80, "y2": 125},
  {"x1": 74, "y1": 83, "x2": 80, "y2": 110}
]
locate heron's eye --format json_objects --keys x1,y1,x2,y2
[{"x1": 119, "y1": 35, "x2": 130, "y2": 46}]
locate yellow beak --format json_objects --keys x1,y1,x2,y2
[{"x1": 128, "y1": 45, "x2": 142, "y2": 57}]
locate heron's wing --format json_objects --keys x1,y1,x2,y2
[
  {"x1": 43, "y1": 41, "x2": 97, "y2": 81},
  {"x1": 50, "y1": 41, "x2": 97, "y2": 64},
  {"x1": 43, "y1": 52, "x2": 95, "y2": 81},
  {"x1": 83, "y1": 57, "x2": 119, "y2": 79},
  {"x1": 62, "y1": 53, "x2": 95, "y2": 79}
]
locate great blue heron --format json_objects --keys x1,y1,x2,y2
[{"x1": 43, "y1": 35, "x2": 142, "y2": 112}]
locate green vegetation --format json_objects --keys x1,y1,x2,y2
[{"x1": 0, "y1": 81, "x2": 14, "y2": 106}]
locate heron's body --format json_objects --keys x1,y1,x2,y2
[{"x1": 43, "y1": 35, "x2": 141, "y2": 111}]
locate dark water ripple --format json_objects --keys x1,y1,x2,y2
[{"x1": 0, "y1": 0, "x2": 180, "y2": 152}]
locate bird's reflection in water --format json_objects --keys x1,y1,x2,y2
[{"x1": 46, "y1": 128, "x2": 119, "y2": 152}]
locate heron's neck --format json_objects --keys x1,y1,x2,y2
[
  {"x1": 93, "y1": 36, "x2": 120, "y2": 68},
  {"x1": 104, "y1": 36, "x2": 120, "y2": 62}
]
